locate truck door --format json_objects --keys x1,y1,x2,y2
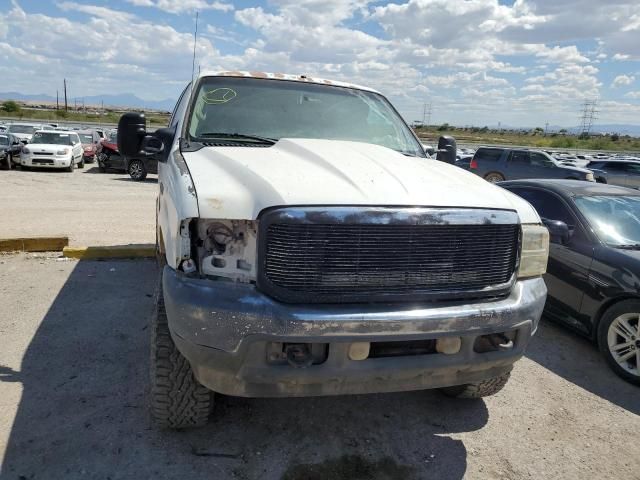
[
  {"x1": 506, "y1": 150, "x2": 534, "y2": 179},
  {"x1": 622, "y1": 163, "x2": 640, "y2": 189},
  {"x1": 602, "y1": 162, "x2": 629, "y2": 187}
]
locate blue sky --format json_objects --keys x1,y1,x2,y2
[{"x1": 1, "y1": 0, "x2": 639, "y2": 127}]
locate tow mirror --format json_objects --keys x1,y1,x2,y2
[
  {"x1": 542, "y1": 218, "x2": 570, "y2": 244},
  {"x1": 436, "y1": 135, "x2": 457, "y2": 164},
  {"x1": 118, "y1": 112, "x2": 147, "y2": 157}
]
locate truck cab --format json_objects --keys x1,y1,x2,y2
[{"x1": 118, "y1": 71, "x2": 549, "y2": 429}]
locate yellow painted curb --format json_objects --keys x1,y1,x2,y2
[
  {"x1": 0, "y1": 236, "x2": 69, "y2": 252},
  {"x1": 63, "y1": 244, "x2": 156, "y2": 260}
]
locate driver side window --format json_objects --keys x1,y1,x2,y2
[
  {"x1": 509, "y1": 187, "x2": 587, "y2": 244},
  {"x1": 509, "y1": 151, "x2": 530, "y2": 164},
  {"x1": 530, "y1": 152, "x2": 553, "y2": 167}
]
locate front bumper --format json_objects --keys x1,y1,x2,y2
[
  {"x1": 164, "y1": 267, "x2": 547, "y2": 397},
  {"x1": 21, "y1": 155, "x2": 72, "y2": 168}
]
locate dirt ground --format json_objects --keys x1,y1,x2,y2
[
  {"x1": 0, "y1": 167, "x2": 156, "y2": 247},
  {"x1": 0, "y1": 253, "x2": 638, "y2": 480}
]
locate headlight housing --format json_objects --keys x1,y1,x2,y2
[
  {"x1": 22, "y1": 147, "x2": 30, "y2": 154},
  {"x1": 194, "y1": 219, "x2": 258, "y2": 282},
  {"x1": 518, "y1": 224, "x2": 549, "y2": 278},
  {"x1": 57, "y1": 148, "x2": 70, "y2": 155}
]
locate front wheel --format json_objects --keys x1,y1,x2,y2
[
  {"x1": 3, "y1": 154, "x2": 11, "y2": 170},
  {"x1": 440, "y1": 371, "x2": 511, "y2": 398},
  {"x1": 150, "y1": 286, "x2": 214, "y2": 429},
  {"x1": 598, "y1": 301, "x2": 640, "y2": 385},
  {"x1": 78, "y1": 157, "x2": 85, "y2": 169},
  {"x1": 484, "y1": 172, "x2": 505, "y2": 183},
  {"x1": 66, "y1": 159, "x2": 75, "y2": 173},
  {"x1": 128, "y1": 159, "x2": 147, "y2": 181}
]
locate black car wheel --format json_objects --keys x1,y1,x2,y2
[
  {"x1": 128, "y1": 159, "x2": 147, "y2": 181},
  {"x1": 484, "y1": 172, "x2": 505, "y2": 183},
  {"x1": 66, "y1": 159, "x2": 75, "y2": 173},
  {"x1": 598, "y1": 300, "x2": 640, "y2": 385},
  {"x1": 150, "y1": 284, "x2": 214, "y2": 429},
  {"x1": 78, "y1": 157, "x2": 85, "y2": 169},
  {"x1": 3, "y1": 154, "x2": 10, "y2": 170},
  {"x1": 98, "y1": 153, "x2": 107, "y2": 173}
]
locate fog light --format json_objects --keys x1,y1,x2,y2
[
  {"x1": 436, "y1": 337, "x2": 461, "y2": 355},
  {"x1": 348, "y1": 342, "x2": 370, "y2": 361}
]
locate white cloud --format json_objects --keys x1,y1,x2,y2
[
  {"x1": 612, "y1": 74, "x2": 635, "y2": 87},
  {"x1": 625, "y1": 91, "x2": 640, "y2": 99},
  {"x1": 126, "y1": 0, "x2": 233, "y2": 14},
  {"x1": 613, "y1": 53, "x2": 631, "y2": 61},
  {"x1": 535, "y1": 45, "x2": 589, "y2": 64}
]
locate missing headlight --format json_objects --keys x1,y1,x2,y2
[{"x1": 196, "y1": 219, "x2": 258, "y2": 282}]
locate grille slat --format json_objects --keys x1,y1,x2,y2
[{"x1": 259, "y1": 211, "x2": 519, "y2": 304}]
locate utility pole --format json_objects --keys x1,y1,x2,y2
[
  {"x1": 544, "y1": 122, "x2": 549, "y2": 136},
  {"x1": 63, "y1": 79, "x2": 68, "y2": 112},
  {"x1": 56, "y1": 90, "x2": 59, "y2": 110}
]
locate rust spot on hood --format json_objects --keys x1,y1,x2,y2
[{"x1": 207, "y1": 198, "x2": 224, "y2": 209}]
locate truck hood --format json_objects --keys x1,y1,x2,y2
[
  {"x1": 557, "y1": 163, "x2": 591, "y2": 174},
  {"x1": 183, "y1": 138, "x2": 541, "y2": 223}
]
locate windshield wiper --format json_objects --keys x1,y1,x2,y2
[{"x1": 198, "y1": 132, "x2": 277, "y2": 145}]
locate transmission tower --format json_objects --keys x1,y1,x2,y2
[
  {"x1": 578, "y1": 99, "x2": 598, "y2": 136},
  {"x1": 422, "y1": 102, "x2": 432, "y2": 127}
]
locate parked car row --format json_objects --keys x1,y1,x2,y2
[{"x1": 1, "y1": 122, "x2": 156, "y2": 180}]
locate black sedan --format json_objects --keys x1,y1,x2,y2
[{"x1": 501, "y1": 179, "x2": 640, "y2": 385}]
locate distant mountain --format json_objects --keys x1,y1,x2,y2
[{"x1": 0, "y1": 91, "x2": 176, "y2": 112}]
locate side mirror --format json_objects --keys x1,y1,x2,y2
[
  {"x1": 118, "y1": 112, "x2": 147, "y2": 157},
  {"x1": 542, "y1": 218, "x2": 570, "y2": 244},
  {"x1": 436, "y1": 135, "x2": 457, "y2": 164}
]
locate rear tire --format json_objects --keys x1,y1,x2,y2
[
  {"x1": 484, "y1": 172, "x2": 505, "y2": 183},
  {"x1": 597, "y1": 300, "x2": 640, "y2": 385},
  {"x1": 128, "y1": 159, "x2": 147, "y2": 181},
  {"x1": 440, "y1": 371, "x2": 511, "y2": 398},
  {"x1": 150, "y1": 284, "x2": 214, "y2": 429}
]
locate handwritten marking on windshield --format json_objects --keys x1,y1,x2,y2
[{"x1": 203, "y1": 88, "x2": 237, "y2": 105}]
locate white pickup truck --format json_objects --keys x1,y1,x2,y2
[{"x1": 118, "y1": 71, "x2": 549, "y2": 429}]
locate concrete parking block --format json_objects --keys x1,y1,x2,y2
[
  {"x1": 0, "y1": 236, "x2": 69, "y2": 252},
  {"x1": 62, "y1": 244, "x2": 156, "y2": 259}
]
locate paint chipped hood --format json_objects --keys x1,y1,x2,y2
[{"x1": 184, "y1": 138, "x2": 541, "y2": 224}]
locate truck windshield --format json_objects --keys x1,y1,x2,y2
[
  {"x1": 574, "y1": 195, "x2": 640, "y2": 247},
  {"x1": 187, "y1": 77, "x2": 425, "y2": 157}
]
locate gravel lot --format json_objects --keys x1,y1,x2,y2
[
  {"x1": 0, "y1": 254, "x2": 638, "y2": 480},
  {"x1": 0, "y1": 166, "x2": 156, "y2": 246}
]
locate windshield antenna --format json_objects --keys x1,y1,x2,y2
[
  {"x1": 191, "y1": 11, "x2": 199, "y2": 90},
  {"x1": 184, "y1": 10, "x2": 199, "y2": 148}
]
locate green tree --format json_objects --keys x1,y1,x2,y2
[
  {"x1": 437, "y1": 123, "x2": 450, "y2": 131},
  {"x1": 1, "y1": 100, "x2": 21, "y2": 113}
]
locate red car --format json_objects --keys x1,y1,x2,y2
[
  {"x1": 78, "y1": 130, "x2": 100, "y2": 164},
  {"x1": 96, "y1": 130, "x2": 125, "y2": 172}
]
